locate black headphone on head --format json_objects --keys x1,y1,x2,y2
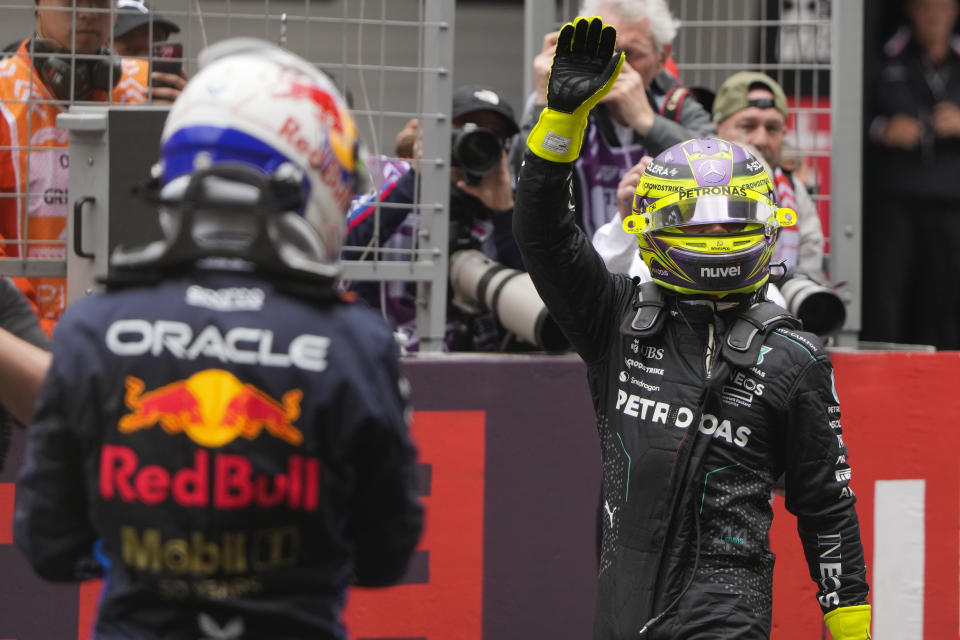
[{"x1": 29, "y1": 38, "x2": 121, "y2": 101}]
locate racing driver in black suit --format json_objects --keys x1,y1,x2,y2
[
  {"x1": 514, "y1": 16, "x2": 871, "y2": 640},
  {"x1": 13, "y1": 39, "x2": 423, "y2": 640}
]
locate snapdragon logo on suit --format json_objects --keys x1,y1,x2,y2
[{"x1": 618, "y1": 370, "x2": 661, "y2": 394}]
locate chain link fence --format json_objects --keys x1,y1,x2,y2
[{"x1": 0, "y1": 0, "x2": 863, "y2": 347}]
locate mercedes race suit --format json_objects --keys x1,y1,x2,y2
[{"x1": 513, "y1": 152, "x2": 868, "y2": 640}]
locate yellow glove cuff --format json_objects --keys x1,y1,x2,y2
[
  {"x1": 824, "y1": 604, "x2": 871, "y2": 640},
  {"x1": 526, "y1": 108, "x2": 592, "y2": 163}
]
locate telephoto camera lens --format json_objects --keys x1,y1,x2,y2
[
  {"x1": 451, "y1": 123, "x2": 502, "y2": 180},
  {"x1": 449, "y1": 250, "x2": 570, "y2": 353},
  {"x1": 779, "y1": 272, "x2": 847, "y2": 338}
]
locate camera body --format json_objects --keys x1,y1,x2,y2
[{"x1": 450, "y1": 123, "x2": 503, "y2": 185}]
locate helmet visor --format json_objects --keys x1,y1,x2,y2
[{"x1": 643, "y1": 190, "x2": 778, "y2": 231}]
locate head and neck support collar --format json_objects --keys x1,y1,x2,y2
[{"x1": 619, "y1": 279, "x2": 800, "y2": 369}]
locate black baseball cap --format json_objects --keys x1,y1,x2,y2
[
  {"x1": 113, "y1": 0, "x2": 181, "y2": 39},
  {"x1": 452, "y1": 85, "x2": 519, "y2": 136}
]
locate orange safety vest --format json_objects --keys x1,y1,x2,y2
[{"x1": 0, "y1": 39, "x2": 149, "y2": 322}]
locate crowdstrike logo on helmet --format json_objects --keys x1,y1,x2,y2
[
  {"x1": 740, "y1": 178, "x2": 775, "y2": 193},
  {"x1": 628, "y1": 137, "x2": 785, "y2": 298}
]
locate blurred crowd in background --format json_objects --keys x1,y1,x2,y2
[{"x1": 0, "y1": 0, "x2": 957, "y2": 355}]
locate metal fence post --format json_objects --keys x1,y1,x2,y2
[
  {"x1": 415, "y1": 0, "x2": 454, "y2": 352},
  {"x1": 830, "y1": 0, "x2": 864, "y2": 347},
  {"x1": 524, "y1": 0, "x2": 557, "y2": 101}
]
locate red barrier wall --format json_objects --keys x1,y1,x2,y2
[
  {"x1": 1, "y1": 352, "x2": 958, "y2": 639},
  {"x1": 769, "y1": 350, "x2": 960, "y2": 639},
  {"x1": 818, "y1": 352, "x2": 960, "y2": 639}
]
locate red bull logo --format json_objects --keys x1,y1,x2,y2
[
  {"x1": 107, "y1": 371, "x2": 316, "y2": 510},
  {"x1": 119, "y1": 370, "x2": 303, "y2": 447},
  {"x1": 274, "y1": 75, "x2": 357, "y2": 173},
  {"x1": 275, "y1": 79, "x2": 346, "y2": 134},
  {"x1": 100, "y1": 446, "x2": 320, "y2": 511}
]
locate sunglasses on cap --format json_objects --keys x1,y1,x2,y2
[{"x1": 747, "y1": 98, "x2": 777, "y2": 110}]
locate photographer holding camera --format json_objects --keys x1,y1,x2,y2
[
  {"x1": 111, "y1": 0, "x2": 187, "y2": 104},
  {"x1": 345, "y1": 84, "x2": 528, "y2": 352}
]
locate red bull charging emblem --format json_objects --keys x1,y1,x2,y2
[
  {"x1": 103, "y1": 370, "x2": 317, "y2": 511},
  {"x1": 274, "y1": 78, "x2": 346, "y2": 134},
  {"x1": 273, "y1": 72, "x2": 358, "y2": 173},
  {"x1": 119, "y1": 369, "x2": 303, "y2": 447}
]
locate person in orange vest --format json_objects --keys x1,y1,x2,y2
[{"x1": 0, "y1": 0, "x2": 184, "y2": 327}]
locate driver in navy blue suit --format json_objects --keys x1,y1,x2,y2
[{"x1": 14, "y1": 38, "x2": 423, "y2": 640}]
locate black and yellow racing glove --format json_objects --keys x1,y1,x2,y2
[
  {"x1": 824, "y1": 604, "x2": 871, "y2": 640},
  {"x1": 526, "y1": 16, "x2": 625, "y2": 163}
]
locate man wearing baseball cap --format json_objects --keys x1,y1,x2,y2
[
  {"x1": 713, "y1": 71, "x2": 827, "y2": 285},
  {"x1": 0, "y1": 0, "x2": 186, "y2": 325},
  {"x1": 110, "y1": 0, "x2": 186, "y2": 105},
  {"x1": 451, "y1": 84, "x2": 521, "y2": 138},
  {"x1": 394, "y1": 84, "x2": 519, "y2": 160},
  {"x1": 712, "y1": 71, "x2": 789, "y2": 166},
  {"x1": 111, "y1": 0, "x2": 180, "y2": 58}
]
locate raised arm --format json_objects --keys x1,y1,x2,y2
[{"x1": 513, "y1": 17, "x2": 635, "y2": 363}]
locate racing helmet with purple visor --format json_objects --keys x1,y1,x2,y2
[{"x1": 622, "y1": 138, "x2": 796, "y2": 297}]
